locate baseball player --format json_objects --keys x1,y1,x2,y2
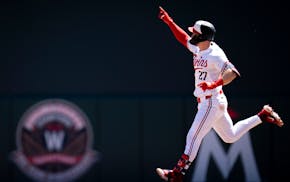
[{"x1": 156, "y1": 6, "x2": 284, "y2": 182}]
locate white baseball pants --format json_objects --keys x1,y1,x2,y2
[{"x1": 184, "y1": 92, "x2": 262, "y2": 162}]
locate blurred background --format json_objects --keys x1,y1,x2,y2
[{"x1": 0, "y1": 0, "x2": 289, "y2": 182}]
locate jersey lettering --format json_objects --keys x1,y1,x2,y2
[{"x1": 194, "y1": 59, "x2": 207, "y2": 67}]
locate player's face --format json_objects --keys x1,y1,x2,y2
[
  {"x1": 190, "y1": 32, "x2": 199, "y2": 39},
  {"x1": 189, "y1": 33, "x2": 201, "y2": 45}
]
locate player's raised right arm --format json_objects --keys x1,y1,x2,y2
[{"x1": 158, "y1": 6, "x2": 190, "y2": 48}]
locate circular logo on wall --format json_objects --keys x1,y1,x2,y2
[{"x1": 11, "y1": 99, "x2": 100, "y2": 182}]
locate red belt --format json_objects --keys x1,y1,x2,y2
[{"x1": 197, "y1": 90, "x2": 223, "y2": 103}]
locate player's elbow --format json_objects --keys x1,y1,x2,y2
[{"x1": 222, "y1": 70, "x2": 237, "y2": 85}]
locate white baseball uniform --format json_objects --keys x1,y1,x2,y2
[{"x1": 184, "y1": 41, "x2": 262, "y2": 162}]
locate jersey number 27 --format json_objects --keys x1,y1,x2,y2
[{"x1": 198, "y1": 71, "x2": 207, "y2": 80}]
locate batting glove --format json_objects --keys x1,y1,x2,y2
[
  {"x1": 198, "y1": 78, "x2": 223, "y2": 91},
  {"x1": 158, "y1": 6, "x2": 173, "y2": 25}
]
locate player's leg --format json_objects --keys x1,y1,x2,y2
[
  {"x1": 184, "y1": 100, "x2": 217, "y2": 161},
  {"x1": 213, "y1": 110, "x2": 262, "y2": 143},
  {"x1": 213, "y1": 104, "x2": 284, "y2": 143},
  {"x1": 156, "y1": 99, "x2": 217, "y2": 181}
]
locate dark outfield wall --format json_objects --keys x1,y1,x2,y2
[
  {"x1": 0, "y1": 96, "x2": 289, "y2": 182},
  {"x1": 0, "y1": 0, "x2": 289, "y2": 96},
  {"x1": 0, "y1": 0, "x2": 289, "y2": 182}
]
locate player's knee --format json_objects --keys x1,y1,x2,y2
[{"x1": 220, "y1": 136, "x2": 236, "y2": 143}]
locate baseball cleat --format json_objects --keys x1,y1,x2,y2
[
  {"x1": 258, "y1": 105, "x2": 284, "y2": 127},
  {"x1": 156, "y1": 168, "x2": 170, "y2": 181}
]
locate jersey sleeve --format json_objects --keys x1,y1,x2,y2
[{"x1": 216, "y1": 56, "x2": 240, "y2": 76}]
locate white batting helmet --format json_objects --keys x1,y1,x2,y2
[{"x1": 188, "y1": 20, "x2": 216, "y2": 44}]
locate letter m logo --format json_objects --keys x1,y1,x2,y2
[{"x1": 191, "y1": 130, "x2": 261, "y2": 182}]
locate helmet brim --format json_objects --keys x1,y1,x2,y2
[{"x1": 188, "y1": 26, "x2": 201, "y2": 34}]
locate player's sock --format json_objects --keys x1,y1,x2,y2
[{"x1": 169, "y1": 154, "x2": 191, "y2": 180}]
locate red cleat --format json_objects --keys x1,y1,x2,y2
[
  {"x1": 156, "y1": 168, "x2": 171, "y2": 181},
  {"x1": 156, "y1": 168, "x2": 184, "y2": 182},
  {"x1": 258, "y1": 105, "x2": 284, "y2": 127}
]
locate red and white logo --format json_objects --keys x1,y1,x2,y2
[{"x1": 11, "y1": 99, "x2": 99, "y2": 182}]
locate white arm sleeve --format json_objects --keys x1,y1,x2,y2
[{"x1": 187, "y1": 41, "x2": 200, "y2": 54}]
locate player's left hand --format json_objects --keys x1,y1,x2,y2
[
  {"x1": 198, "y1": 82, "x2": 215, "y2": 91},
  {"x1": 198, "y1": 78, "x2": 223, "y2": 91}
]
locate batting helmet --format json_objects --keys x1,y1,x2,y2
[{"x1": 188, "y1": 20, "x2": 216, "y2": 45}]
